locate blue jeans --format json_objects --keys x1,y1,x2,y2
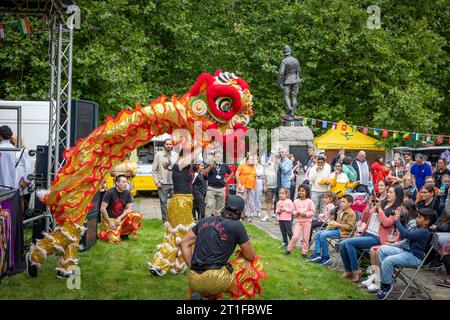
[
  {"x1": 313, "y1": 229, "x2": 340, "y2": 259},
  {"x1": 379, "y1": 245, "x2": 421, "y2": 285},
  {"x1": 339, "y1": 233, "x2": 380, "y2": 272}
]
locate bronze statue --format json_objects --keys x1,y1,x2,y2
[{"x1": 278, "y1": 45, "x2": 300, "y2": 118}]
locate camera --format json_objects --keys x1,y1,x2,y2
[{"x1": 399, "y1": 210, "x2": 409, "y2": 220}]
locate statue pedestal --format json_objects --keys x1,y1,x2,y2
[{"x1": 271, "y1": 125, "x2": 315, "y2": 167}]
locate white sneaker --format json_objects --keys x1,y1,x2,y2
[
  {"x1": 261, "y1": 216, "x2": 269, "y2": 222},
  {"x1": 367, "y1": 283, "x2": 380, "y2": 293},
  {"x1": 361, "y1": 274, "x2": 377, "y2": 287}
]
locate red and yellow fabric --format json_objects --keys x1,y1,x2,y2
[
  {"x1": 27, "y1": 71, "x2": 253, "y2": 277},
  {"x1": 187, "y1": 255, "x2": 267, "y2": 300},
  {"x1": 148, "y1": 194, "x2": 195, "y2": 276},
  {"x1": 98, "y1": 210, "x2": 143, "y2": 243}
]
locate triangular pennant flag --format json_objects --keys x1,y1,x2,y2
[
  {"x1": 363, "y1": 127, "x2": 368, "y2": 134},
  {"x1": 437, "y1": 135, "x2": 443, "y2": 144},
  {"x1": 0, "y1": 23, "x2": 5, "y2": 40},
  {"x1": 332, "y1": 123, "x2": 337, "y2": 130},
  {"x1": 403, "y1": 132, "x2": 410, "y2": 139},
  {"x1": 373, "y1": 129, "x2": 380, "y2": 136},
  {"x1": 414, "y1": 133, "x2": 420, "y2": 141},
  {"x1": 352, "y1": 126, "x2": 357, "y2": 132},
  {"x1": 426, "y1": 134, "x2": 431, "y2": 142},
  {"x1": 382, "y1": 130, "x2": 389, "y2": 137},
  {"x1": 18, "y1": 17, "x2": 31, "y2": 35},
  {"x1": 311, "y1": 118, "x2": 316, "y2": 125},
  {"x1": 302, "y1": 117, "x2": 307, "y2": 125},
  {"x1": 341, "y1": 124, "x2": 347, "y2": 131},
  {"x1": 322, "y1": 121, "x2": 327, "y2": 128},
  {"x1": 392, "y1": 131, "x2": 399, "y2": 139}
]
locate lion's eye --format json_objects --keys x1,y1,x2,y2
[{"x1": 215, "y1": 97, "x2": 233, "y2": 113}]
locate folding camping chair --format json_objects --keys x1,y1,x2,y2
[
  {"x1": 387, "y1": 233, "x2": 438, "y2": 300},
  {"x1": 308, "y1": 205, "x2": 341, "y2": 250},
  {"x1": 330, "y1": 210, "x2": 362, "y2": 269}
]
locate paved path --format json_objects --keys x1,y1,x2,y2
[{"x1": 134, "y1": 194, "x2": 449, "y2": 300}]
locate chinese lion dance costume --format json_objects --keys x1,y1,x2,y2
[{"x1": 27, "y1": 70, "x2": 266, "y2": 299}]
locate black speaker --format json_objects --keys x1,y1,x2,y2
[
  {"x1": 79, "y1": 210, "x2": 98, "y2": 252},
  {"x1": 70, "y1": 99, "x2": 99, "y2": 146},
  {"x1": 35, "y1": 145, "x2": 49, "y2": 185},
  {"x1": 79, "y1": 191, "x2": 102, "y2": 252},
  {"x1": 32, "y1": 196, "x2": 47, "y2": 241}
]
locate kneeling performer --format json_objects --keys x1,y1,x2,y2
[
  {"x1": 98, "y1": 174, "x2": 142, "y2": 242},
  {"x1": 181, "y1": 195, "x2": 267, "y2": 300}
]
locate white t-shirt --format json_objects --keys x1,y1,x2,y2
[{"x1": 329, "y1": 171, "x2": 350, "y2": 184}]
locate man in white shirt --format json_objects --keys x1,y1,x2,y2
[
  {"x1": 0, "y1": 126, "x2": 16, "y2": 189},
  {"x1": 152, "y1": 138, "x2": 178, "y2": 223}
]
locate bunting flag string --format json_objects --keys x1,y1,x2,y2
[{"x1": 294, "y1": 115, "x2": 450, "y2": 144}]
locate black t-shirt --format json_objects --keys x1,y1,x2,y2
[
  {"x1": 191, "y1": 216, "x2": 249, "y2": 268},
  {"x1": 206, "y1": 164, "x2": 232, "y2": 188},
  {"x1": 102, "y1": 188, "x2": 133, "y2": 219},
  {"x1": 172, "y1": 163, "x2": 193, "y2": 194}
]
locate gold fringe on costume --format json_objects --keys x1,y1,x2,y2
[
  {"x1": 27, "y1": 71, "x2": 253, "y2": 276},
  {"x1": 187, "y1": 255, "x2": 267, "y2": 300},
  {"x1": 148, "y1": 194, "x2": 195, "y2": 276},
  {"x1": 28, "y1": 220, "x2": 85, "y2": 273},
  {"x1": 98, "y1": 211, "x2": 143, "y2": 243}
]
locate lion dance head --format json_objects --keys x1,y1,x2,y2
[{"x1": 187, "y1": 70, "x2": 253, "y2": 135}]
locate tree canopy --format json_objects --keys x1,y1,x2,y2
[{"x1": 1, "y1": 0, "x2": 449, "y2": 146}]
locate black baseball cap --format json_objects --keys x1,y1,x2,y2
[{"x1": 225, "y1": 195, "x2": 245, "y2": 214}]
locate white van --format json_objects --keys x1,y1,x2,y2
[{"x1": 0, "y1": 100, "x2": 50, "y2": 151}]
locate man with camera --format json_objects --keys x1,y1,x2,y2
[{"x1": 204, "y1": 149, "x2": 233, "y2": 216}]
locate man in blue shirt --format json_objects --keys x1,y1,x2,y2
[
  {"x1": 410, "y1": 153, "x2": 432, "y2": 191},
  {"x1": 278, "y1": 147, "x2": 293, "y2": 189}
]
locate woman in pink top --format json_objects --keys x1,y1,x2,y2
[
  {"x1": 276, "y1": 188, "x2": 294, "y2": 247},
  {"x1": 285, "y1": 185, "x2": 315, "y2": 257}
]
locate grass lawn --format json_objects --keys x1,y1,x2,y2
[{"x1": 0, "y1": 219, "x2": 373, "y2": 300}]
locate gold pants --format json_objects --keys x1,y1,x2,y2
[
  {"x1": 98, "y1": 210, "x2": 143, "y2": 243},
  {"x1": 29, "y1": 219, "x2": 85, "y2": 274},
  {"x1": 188, "y1": 256, "x2": 267, "y2": 300},
  {"x1": 148, "y1": 193, "x2": 195, "y2": 276}
]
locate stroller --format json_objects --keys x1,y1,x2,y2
[{"x1": 347, "y1": 186, "x2": 370, "y2": 217}]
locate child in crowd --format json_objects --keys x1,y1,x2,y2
[
  {"x1": 376, "y1": 208, "x2": 437, "y2": 299},
  {"x1": 309, "y1": 191, "x2": 338, "y2": 244},
  {"x1": 324, "y1": 162, "x2": 359, "y2": 198},
  {"x1": 319, "y1": 191, "x2": 338, "y2": 226},
  {"x1": 285, "y1": 185, "x2": 315, "y2": 257},
  {"x1": 402, "y1": 174, "x2": 417, "y2": 201},
  {"x1": 307, "y1": 194, "x2": 357, "y2": 265},
  {"x1": 276, "y1": 188, "x2": 294, "y2": 248}
]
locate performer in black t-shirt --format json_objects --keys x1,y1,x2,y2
[
  {"x1": 98, "y1": 174, "x2": 142, "y2": 243},
  {"x1": 181, "y1": 195, "x2": 267, "y2": 300},
  {"x1": 148, "y1": 146, "x2": 200, "y2": 276}
]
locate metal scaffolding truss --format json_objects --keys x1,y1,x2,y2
[
  {"x1": 0, "y1": 1, "x2": 77, "y2": 232},
  {"x1": 47, "y1": 14, "x2": 73, "y2": 185}
]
